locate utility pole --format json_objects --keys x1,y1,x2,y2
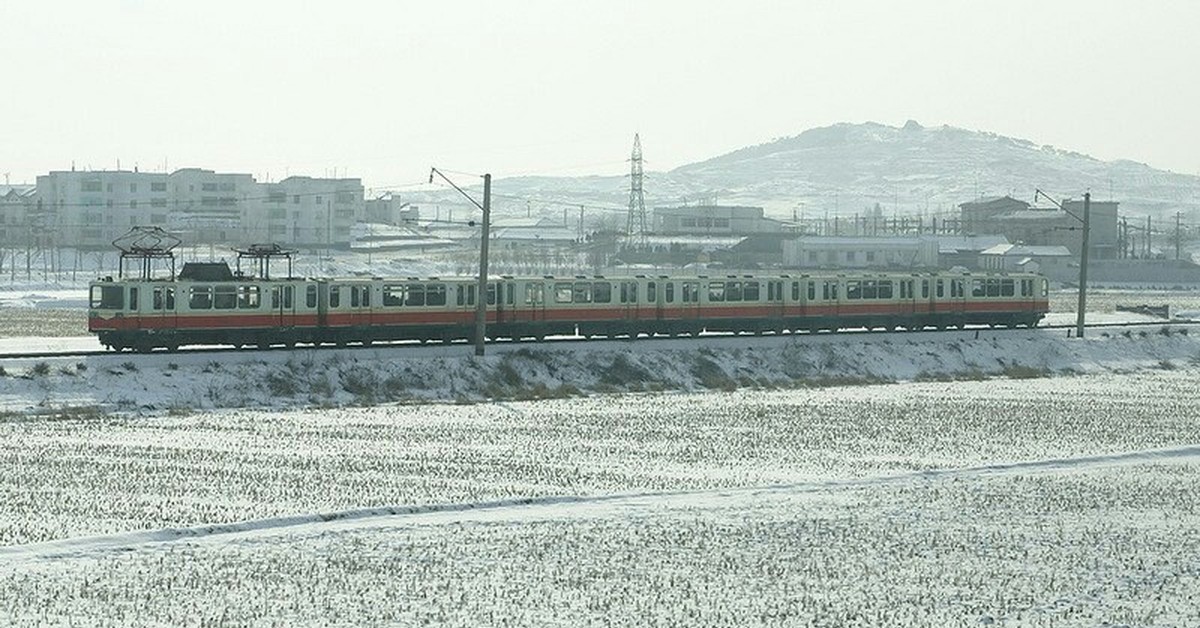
[
  {"x1": 1077, "y1": 192, "x2": 1090, "y2": 339},
  {"x1": 430, "y1": 167, "x2": 491, "y2": 356},
  {"x1": 475, "y1": 174, "x2": 492, "y2": 357},
  {"x1": 1176, "y1": 211, "x2": 1182, "y2": 260}
]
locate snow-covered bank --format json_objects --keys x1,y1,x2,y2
[{"x1": 1, "y1": 326, "x2": 1198, "y2": 415}]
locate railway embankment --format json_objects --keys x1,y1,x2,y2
[{"x1": 1, "y1": 326, "x2": 1198, "y2": 416}]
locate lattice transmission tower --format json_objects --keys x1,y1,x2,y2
[{"x1": 626, "y1": 133, "x2": 648, "y2": 248}]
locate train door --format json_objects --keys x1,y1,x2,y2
[
  {"x1": 650, "y1": 279, "x2": 664, "y2": 323},
  {"x1": 313, "y1": 282, "x2": 328, "y2": 329},
  {"x1": 899, "y1": 279, "x2": 916, "y2": 316},
  {"x1": 619, "y1": 280, "x2": 639, "y2": 322},
  {"x1": 348, "y1": 283, "x2": 372, "y2": 328},
  {"x1": 271, "y1": 284, "x2": 295, "y2": 329},
  {"x1": 948, "y1": 278, "x2": 968, "y2": 321},
  {"x1": 680, "y1": 280, "x2": 701, "y2": 323},
  {"x1": 520, "y1": 281, "x2": 546, "y2": 323},
  {"x1": 148, "y1": 284, "x2": 177, "y2": 332}
]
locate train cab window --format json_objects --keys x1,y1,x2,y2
[
  {"x1": 725, "y1": 281, "x2": 742, "y2": 302},
  {"x1": 427, "y1": 284, "x2": 447, "y2": 306},
  {"x1": 306, "y1": 285, "x2": 318, "y2": 308},
  {"x1": 743, "y1": 281, "x2": 759, "y2": 301},
  {"x1": 1000, "y1": 279, "x2": 1014, "y2": 297},
  {"x1": 647, "y1": 281, "x2": 657, "y2": 302},
  {"x1": 525, "y1": 283, "x2": 544, "y2": 305},
  {"x1": 405, "y1": 284, "x2": 425, "y2": 307},
  {"x1": 129, "y1": 287, "x2": 139, "y2": 311},
  {"x1": 554, "y1": 282, "x2": 573, "y2": 304},
  {"x1": 90, "y1": 285, "x2": 125, "y2": 310},
  {"x1": 189, "y1": 286, "x2": 213, "y2": 310},
  {"x1": 237, "y1": 285, "x2": 260, "y2": 309},
  {"x1": 707, "y1": 281, "x2": 725, "y2": 302},
  {"x1": 329, "y1": 286, "x2": 341, "y2": 308},
  {"x1": 152, "y1": 286, "x2": 175, "y2": 311},
  {"x1": 592, "y1": 282, "x2": 611, "y2": 303},
  {"x1": 665, "y1": 282, "x2": 674, "y2": 303}
]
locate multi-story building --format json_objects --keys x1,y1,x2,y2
[
  {"x1": 653, "y1": 205, "x2": 787, "y2": 236},
  {"x1": 782, "y1": 236, "x2": 940, "y2": 269},
  {"x1": 0, "y1": 184, "x2": 40, "y2": 245},
  {"x1": 167, "y1": 168, "x2": 257, "y2": 245},
  {"x1": 958, "y1": 195, "x2": 1119, "y2": 259},
  {"x1": 35, "y1": 169, "x2": 170, "y2": 248},
  {"x1": 34, "y1": 169, "x2": 368, "y2": 249},
  {"x1": 252, "y1": 176, "x2": 365, "y2": 247}
]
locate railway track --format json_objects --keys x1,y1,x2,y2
[{"x1": 2, "y1": 319, "x2": 1197, "y2": 361}]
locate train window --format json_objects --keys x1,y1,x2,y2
[
  {"x1": 427, "y1": 284, "x2": 447, "y2": 306},
  {"x1": 921, "y1": 280, "x2": 929, "y2": 299},
  {"x1": 1041, "y1": 279, "x2": 1048, "y2": 297},
  {"x1": 864, "y1": 281, "x2": 879, "y2": 299},
  {"x1": 525, "y1": 283, "x2": 544, "y2": 305},
  {"x1": 878, "y1": 281, "x2": 893, "y2": 299},
  {"x1": 846, "y1": 281, "x2": 861, "y2": 300},
  {"x1": 592, "y1": 282, "x2": 611, "y2": 303},
  {"x1": 152, "y1": 286, "x2": 175, "y2": 311},
  {"x1": 213, "y1": 285, "x2": 237, "y2": 310},
  {"x1": 806, "y1": 282, "x2": 814, "y2": 301},
  {"x1": 665, "y1": 282, "x2": 674, "y2": 303},
  {"x1": 725, "y1": 281, "x2": 742, "y2": 302},
  {"x1": 822, "y1": 282, "x2": 831, "y2": 300},
  {"x1": 619, "y1": 282, "x2": 633, "y2": 304},
  {"x1": 487, "y1": 284, "x2": 497, "y2": 305},
  {"x1": 129, "y1": 287, "x2": 139, "y2": 311},
  {"x1": 360, "y1": 285, "x2": 371, "y2": 307},
  {"x1": 189, "y1": 286, "x2": 213, "y2": 310},
  {"x1": 405, "y1": 284, "x2": 425, "y2": 307},
  {"x1": 792, "y1": 281, "x2": 800, "y2": 301},
  {"x1": 329, "y1": 286, "x2": 341, "y2": 308},
  {"x1": 1000, "y1": 279, "x2": 1014, "y2": 297},
  {"x1": 238, "y1": 285, "x2": 261, "y2": 309},
  {"x1": 682, "y1": 282, "x2": 700, "y2": 303},
  {"x1": 554, "y1": 282, "x2": 573, "y2": 303},
  {"x1": 505, "y1": 284, "x2": 514, "y2": 305},
  {"x1": 306, "y1": 285, "x2": 318, "y2": 308},
  {"x1": 90, "y1": 285, "x2": 124, "y2": 310},
  {"x1": 707, "y1": 281, "x2": 725, "y2": 302},
  {"x1": 351, "y1": 287, "x2": 359, "y2": 308},
  {"x1": 743, "y1": 281, "x2": 759, "y2": 301},
  {"x1": 985, "y1": 279, "x2": 1000, "y2": 297},
  {"x1": 971, "y1": 280, "x2": 985, "y2": 298},
  {"x1": 936, "y1": 279, "x2": 944, "y2": 298},
  {"x1": 572, "y1": 282, "x2": 592, "y2": 304},
  {"x1": 384, "y1": 285, "x2": 406, "y2": 307},
  {"x1": 647, "y1": 281, "x2": 657, "y2": 302}
]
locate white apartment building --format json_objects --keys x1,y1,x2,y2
[
  {"x1": 34, "y1": 169, "x2": 366, "y2": 249},
  {"x1": 783, "y1": 236, "x2": 940, "y2": 269}
]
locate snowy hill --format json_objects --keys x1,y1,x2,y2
[{"x1": 433, "y1": 122, "x2": 1200, "y2": 225}]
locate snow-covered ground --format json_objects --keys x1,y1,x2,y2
[{"x1": 2, "y1": 371, "x2": 1200, "y2": 625}]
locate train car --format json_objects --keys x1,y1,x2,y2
[{"x1": 88, "y1": 264, "x2": 1049, "y2": 352}]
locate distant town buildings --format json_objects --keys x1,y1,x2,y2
[
  {"x1": 958, "y1": 195, "x2": 1119, "y2": 260},
  {"x1": 782, "y1": 236, "x2": 940, "y2": 269},
  {"x1": 653, "y1": 205, "x2": 788, "y2": 236},
  {"x1": 25, "y1": 168, "x2": 365, "y2": 249}
]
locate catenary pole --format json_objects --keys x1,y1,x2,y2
[
  {"x1": 1076, "y1": 192, "x2": 1090, "y2": 339},
  {"x1": 474, "y1": 174, "x2": 492, "y2": 357}
]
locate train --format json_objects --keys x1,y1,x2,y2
[{"x1": 88, "y1": 262, "x2": 1050, "y2": 352}]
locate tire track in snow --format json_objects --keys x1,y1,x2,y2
[{"x1": 4, "y1": 444, "x2": 1200, "y2": 561}]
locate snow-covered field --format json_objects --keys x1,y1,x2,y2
[{"x1": 3, "y1": 371, "x2": 1200, "y2": 625}]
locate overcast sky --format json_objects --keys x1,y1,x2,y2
[{"x1": 2, "y1": 0, "x2": 1197, "y2": 190}]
